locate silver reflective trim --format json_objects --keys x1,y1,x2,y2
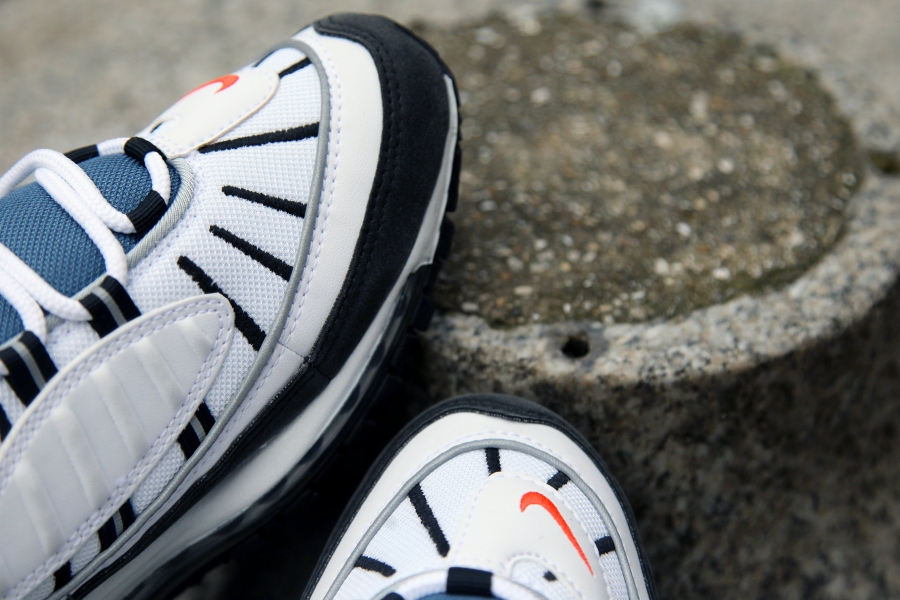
[{"x1": 189, "y1": 416, "x2": 206, "y2": 443}]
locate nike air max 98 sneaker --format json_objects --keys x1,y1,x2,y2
[
  {"x1": 304, "y1": 395, "x2": 657, "y2": 600},
  {"x1": 0, "y1": 13, "x2": 459, "y2": 600}
]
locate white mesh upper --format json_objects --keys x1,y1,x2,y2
[
  {"x1": 558, "y1": 480, "x2": 611, "y2": 540},
  {"x1": 14, "y1": 38, "x2": 325, "y2": 600},
  {"x1": 44, "y1": 321, "x2": 99, "y2": 370},
  {"x1": 419, "y1": 450, "x2": 490, "y2": 543},
  {"x1": 20, "y1": 578, "x2": 51, "y2": 600},
  {"x1": 256, "y1": 48, "x2": 308, "y2": 75},
  {"x1": 222, "y1": 63, "x2": 321, "y2": 142},
  {"x1": 599, "y1": 553, "x2": 629, "y2": 600},
  {"x1": 334, "y1": 449, "x2": 631, "y2": 600},
  {"x1": 0, "y1": 381, "x2": 24, "y2": 427},
  {"x1": 69, "y1": 536, "x2": 100, "y2": 575},
  {"x1": 511, "y1": 559, "x2": 578, "y2": 600},
  {"x1": 197, "y1": 137, "x2": 319, "y2": 203},
  {"x1": 207, "y1": 191, "x2": 305, "y2": 265},
  {"x1": 131, "y1": 445, "x2": 185, "y2": 514}
]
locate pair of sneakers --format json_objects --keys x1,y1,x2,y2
[{"x1": 0, "y1": 13, "x2": 656, "y2": 600}]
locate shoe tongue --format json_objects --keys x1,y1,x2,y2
[{"x1": 0, "y1": 153, "x2": 180, "y2": 345}]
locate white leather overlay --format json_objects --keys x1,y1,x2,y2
[
  {"x1": 0, "y1": 294, "x2": 234, "y2": 600},
  {"x1": 451, "y1": 474, "x2": 609, "y2": 600},
  {"x1": 282, "y1": 28, "x2": 383, "y2": 359},
  {"x1": 141, "y1": 67, "x2": 279, "y2": 157},
  {"x1": 312, "y1": 411, "x2": 652, "y2": 600}
]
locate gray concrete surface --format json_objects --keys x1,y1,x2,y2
[
  {"x1": 0, "y1": 0, "x2": 898, "y2": 174},
  {"x1": 0, "y1": 0, "x2": 575, "y2": 172},
  {"x1": 417, "y1": 7, "x2": 900, "y2": 598},
  {"x1": 2, "y1": 0, "x2": 900, "y2": 599},
  {"x1": 678, "y1": 0, "x2": 900, "y2": 117}
]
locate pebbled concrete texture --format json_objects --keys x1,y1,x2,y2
[
  {"x1": 424, "y1": 14, "x2": 864, "y2": 327},
  {"x1": 1, "y1": 0, "x2": 899, "y2": 599},
  {"x1": 418, "y1": 3, "x2": 900, "y2": 598},
  {"x1": 0, "y1": 0, "x2": 898, "y2": 173}
]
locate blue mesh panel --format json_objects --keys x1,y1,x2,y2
[{"x1": 0, "y1": 153, "x2": 181, "y2": 344}]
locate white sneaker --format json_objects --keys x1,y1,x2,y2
[
  {"x1": 304, "y1": 395, "x2": 657, "y2": 600},
  {"x1": 0, "y1": 13, "x2": 459, "y2": 600}
]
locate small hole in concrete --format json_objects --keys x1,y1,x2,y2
[
  {"x1": 562, "y1": 334, "x2": 590, "y2": 358},
  {"x1": 869, "y1": 149, "x2": 900, "y2": 175}
]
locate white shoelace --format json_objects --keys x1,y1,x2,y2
[{"x1": 0, "y1": 137, "x2": 170, "y2": 343}]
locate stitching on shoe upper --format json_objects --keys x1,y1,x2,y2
[
  {"x1": 325, "y1": 431, "x2": 611, "y2": 600},
  {"x1": 450, "y1": 472, "x2": 592, "y2": 600},
  {"x1": 150, "y1": 67, "x2": 280, "y2": 157},
  {"x1": 126, "y1": 159, "x2": 204, "y2": 284},
  {"x1": 508, "y1": 552, "x2": 587, "y2": 600},
  {"x1": 197, "y1": 29, "x2": 342, "y2": 472},
  {"x1": 281, "y1": 30, "x2": 343, "y2": 352},
  {"x1": 3, "y1": 297, "x2": 232, "y2": 600},
  {"x1": 311, "y1": 22, "x2": 398, "y2": 371}
]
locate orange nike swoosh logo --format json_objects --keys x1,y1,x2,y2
[
  {"x1": 183, "y1": 74, "x2": 240, "y2": 99},
  {"x1": 520, "y1": 491, "x2": 594, "y2": 575}
]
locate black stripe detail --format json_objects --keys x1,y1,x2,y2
[
  {"x1": 485, "y1": 447, "x2": 501, "y2": 475},
  {"x1": 124, "y1": 137, "x2": 166, "y2": 162},
  {"x1": 383, "y1": 594, "x2": 404, "y2": 600},
  {"x1": 120, "y1": 501, "x2": 136, "y2": 529},
  {"x1": 19, "y1": 331, "x2": 57, "y2": 381},
  {"x1": 209, "y1": 225, "x2": 292, "y2": 281},
  {"x1": 544, "y1": 571, "x2": 557, "y2": 581},
  {"x1": 595, "y1": 535, "x2": 616, "y2": 555},
  {"x1": 98, "y1": 502, "x2": 137, "y2": 551},
  {"x1": 98, "y1": 519, "x2": 117, "y2": 551},
  {"x1": 99, "y1": 276, "x2": 141, "y2": 320},
  {"x1": 198, "y1": 123, "x2": 319, "y2": 154},
  {"x1": 65, "y1": 145, "x2": 99, "y2": 164},
  {"x1": 354, "y1": 556, "x2": 396, "y2": 577},
  {"x1": 126, "y1": 190, "x2": 167, "y2": 238},
  {"x1": 178, "y1": 423, "x2": 201, "y2": 458},
  {"x1": 177, "y1": 257, "x2": 266, "y2": 351},
  {"x1": 81, "y1": 277, "x2": 142, "y2": 338},
  {"x1": 408, "y1": 483, "x2": 449, "y2": 557},
  {"x1": 0, "y1": 350, "x2": 38, "y2": 404},
  {"x1": 447, "y1": 567, "x2": 493, "y2": 597},
  {"x1": 53, "y1": 562, "x2": 72, "y2": 591},
  {"x1": 81, "y1": 294, "x2": 117, "y2": 338},
  {"x1": 195, "y1": 402, "x2": 215, "y2": 434},
  {"x1": 221, "y1": 185, "x2": 306, "y2": 218},
  {"x1": 0, "y1": 332, "x2": 58, "y2": 405},
  {"x1": 279, "y1": 57, "x2": 311, "y2": 78},
  {"x1": 177, "y1": 405, "x2": 216, "y2": 460},
  {"x1": 0, "y1": 407, "x2": 10, "y2": 439},
  {"x1": 547, "y1": 470, "x2": 570, "y2": 490}
]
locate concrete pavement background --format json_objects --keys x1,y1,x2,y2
[
  {"x1": 1, "y1": 0, "x2": 898, "y2": 174},
  {"x1": 1, "y1": 0, "x2": 900, "y2": 598}
]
